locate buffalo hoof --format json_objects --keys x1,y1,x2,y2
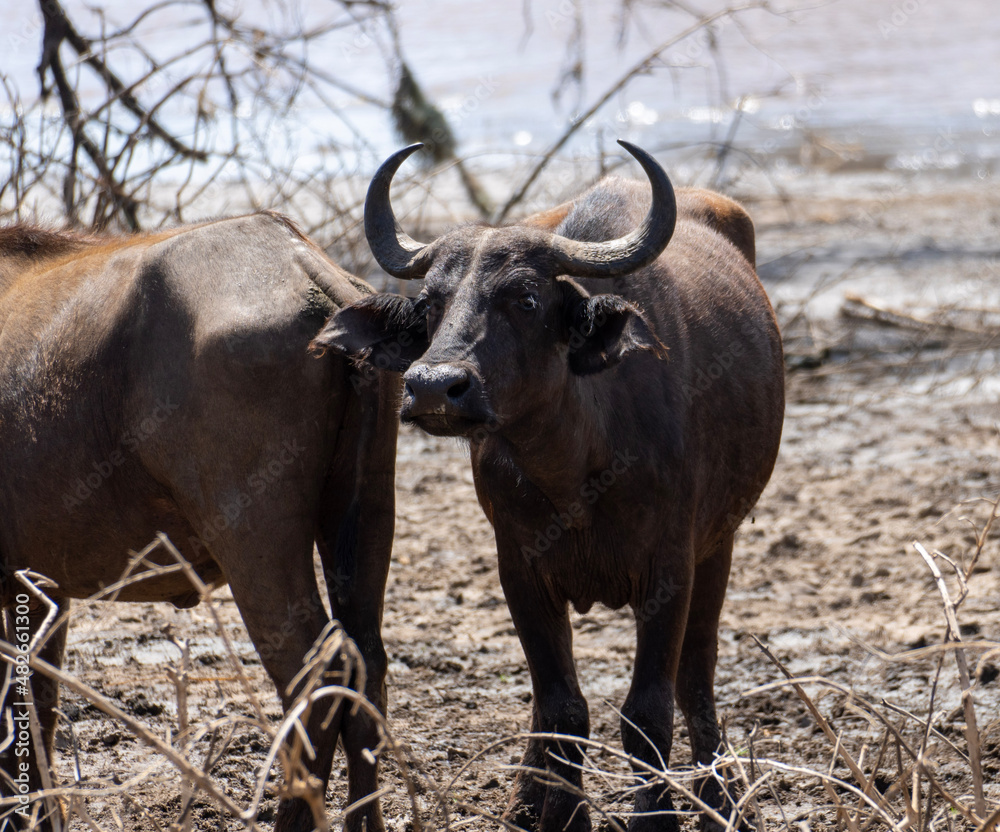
[
  {"x1": 502, "y1": 802, "x2": 540, "y2": 832},
  {"x1": 274, "y1": 798, "x2": 315, "y2": 832},
  {"x1": 503, "y1": 769, "x2": 546, "y2": 831},
  {"x1": 503, "y1": 777, "x2": 591, "y2": 832},
  {"x1": 694, "y1": 778, "x2": 755, "y2": 832},
  {"x1": 346, "y1": 804, "x2": 386, "y2": 832},
  {"x1": 628, "y1": 785, "x2": 681, "y2": 832},
  {"x1": 539, "y1": 791, "x2": 590, "y2": 832},
  {"x1": 274, "y1": 796, "x2": 385, "y2": 832},
  {"x1": 699, "y1": 808, "x2": 755, "y2": 832}
]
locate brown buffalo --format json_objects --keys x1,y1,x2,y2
[
  {"x1": 0, "y1": 213, "x2": 399, "y2": 832},
  {"x1": 317, "y1": 142, "x2": 784, "y2": 832}
]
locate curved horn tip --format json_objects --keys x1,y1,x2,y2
[
  {"x1": 365, "y1": 144, "x2": 434, "y2": 279},
  {"x1": 616, "y1": 140, "x2": 664, "y2": 172},
  {"x1": 377, "y1": 143, "x2": 425, "y2": 174},
  {"x1": 615, "y1": 140, "x2": 675, "y2": 200},
  {"x1": 398, "y1": 142, "x2": 425, "y2": 156},
  {"x1": 547, "y1": 139, "x2": 676, "y2": 278}
]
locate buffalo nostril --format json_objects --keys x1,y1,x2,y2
[
  {"x1": 403, "y1": 381, "x2": 416, "y2": 399},
  {"x1": 447, "y1": 377, "x2": 471, "y2": 400}
]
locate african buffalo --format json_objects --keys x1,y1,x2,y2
[
  {"x1": 316, "y1": 142, "x2": 784, "y2": 832},
  {"x1": 0, "y1": 213, "x2": 399, "y2": 832}
]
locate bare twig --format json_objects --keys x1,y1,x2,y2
[
  {"x1": 496, "y1": 2, "x2": 770, "y2": 222},
  {"x1": 913, "y1": 541, "x2": 986, "y2": 818}
]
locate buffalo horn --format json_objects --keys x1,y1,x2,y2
[
  {"x1": 364, "y1": 143, "x2": 436, "y2": 279},
  {"x1": 548, "y1": 140, "x2": 677, "y2": 278}
]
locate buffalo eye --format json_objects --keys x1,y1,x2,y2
[
  {"x1": 421, "y1": 294, "x2": 445, "y2": 333},
  {"x1": 516, "y1": 292, "x2": 539, "y2": 312}
]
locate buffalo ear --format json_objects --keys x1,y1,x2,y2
[
  {"x1": 310, "y1": 293, "x2": 429, "y2": 372},
  {"x1": 560, "y1": 279, "x2": 666, "y2": 376}
]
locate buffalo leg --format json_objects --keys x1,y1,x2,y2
[
  {"x1": 623, "y1": 557, "x2": 695, "y2": 832},
  {"x1": 315, "y1": 376, "x2": 396, "y2": 832},
  {"x1": 317, "y1": 499, "x2": 392, "y2": 832},
  {"x1": 497, "y1": 540, "x2": 590, "y2": 832},
  {"x1": 1, "y1": 595, "x2": 69, "y2": 832},
  {"x1": 675, "y1": 536, "x2": 743, "y2": 832},
  {"x1": 216, "y1": 525, "x2": 341, "y2": 832}
]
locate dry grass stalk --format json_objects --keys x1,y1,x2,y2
[
  {"x1": 913, "y1": 542, "x2": 986, "y2": 818},
  {"x1": 751, "y1": 635, "x2": 895, "y2": 820},
  {"x1": 728, "y1": 497, "x2": 998, "y2": 831},
  {"x1": 840, "y1": 293, "x2": 988, "y2": 337},
  {"x1": 0, "y1": 535, "x2": 422, "y2": 831},
  {"x1": 3, "y1": 486, "x2": 998, "y2": 831},
  {"x1": 0, "y1": 635, "x2": 255, "y2": 825}
]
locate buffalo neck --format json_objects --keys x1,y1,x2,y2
[{"x1": 479, "y1": 368, "x2": 651, "y2": 522}]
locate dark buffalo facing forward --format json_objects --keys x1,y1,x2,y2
[
  {"x1": 0, "y1": 213, "x2": 400, "y2": 832},
  {"x1": 317, "y1": 142, "x2": 784, "y2": 832}
]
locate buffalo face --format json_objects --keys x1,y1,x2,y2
[
  {"x1": 317, "y1": 235, "x2": 664, "y2": 438},
  {"x1": 314, "y1": 140, "x2": 674, "y2": 440}
]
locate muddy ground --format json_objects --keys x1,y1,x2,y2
[{"x1": 16, "y1": 170, "x2": 1000, "y2": 830}]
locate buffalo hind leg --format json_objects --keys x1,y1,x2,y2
[
  {"x1": 675, "y1": 535, "x2": 747, "y2": 832},
  {"x1": 318, "y1": 500, "x2": 393, "y2": 832},
  {"x1": 497, "y1": 540, "x2": 590, "y2": 832},
  {"x1": 623, "y1": 556, "x2": 694, "y2": 832},
  {"x1": 215, "y1": 526, "x2": 341, "y2": 832},
  {"x1": 1, "y1": 595, "x2": 70, "y2": 832},
  {"x1": 315, "y1": 374, "x2": 397, "y2": 832}
]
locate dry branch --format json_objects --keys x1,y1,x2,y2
[
  {"x1": 913, "y1": 542, "x2": 986, "y2": 818},
  {"x1": 841, "y1": 293, "x2": 990, "y2": 336},
  {"x1": 0, "y1": 535, "x2": 426, "y2": 831},
  {"x1": 0, "y1": 638, "x2": 255, "y2": 825},
  {"x1": 496, "y1": 1, "x2": 772, "y2": 222}
]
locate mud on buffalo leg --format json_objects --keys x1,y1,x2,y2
[
  {"x1": 675, "y1": 535, "x2": 745, "y2": 832},
  {"x1": 214, "y1": 520, "x2": 342, "y2": 832},
  {"x1": 1, "y1": 595, "x2": 69, "y2": 832},
  {"x1": 497, "y1": 533, "x2": 591, "y2": 832},
  {"x1": 622, "y1": 555, "x2": 695, "y2": 832}
]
